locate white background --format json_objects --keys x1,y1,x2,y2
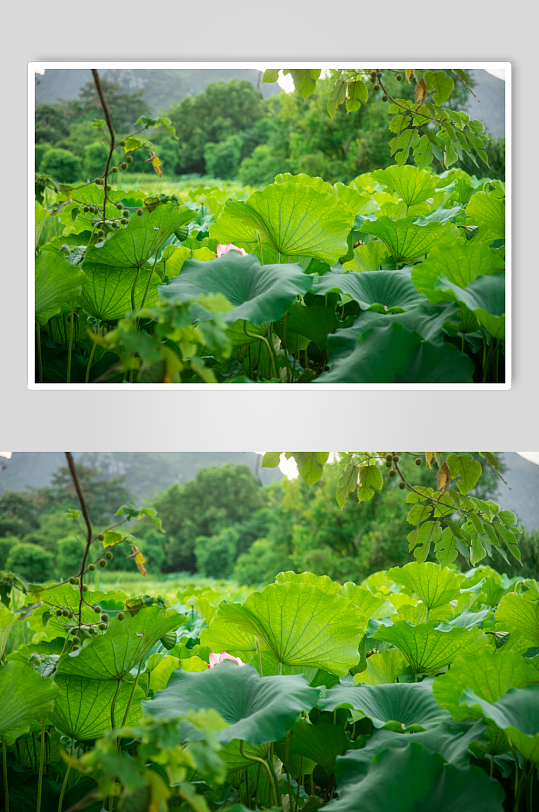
[{"x1": 1, "y1": 0, "x2": 537, "y2": 452}]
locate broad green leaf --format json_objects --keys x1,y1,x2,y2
[
  {"x1": 345, "y1": 78, "x2": 369, "y2": 112},
  {"x1": 161, "y1": 245, "x2": 216, "y2": 278},
  {"x1": 342, "y1": 242, "x2": 389, "y2": 272},
  {"x1": 353, "y1": 650, "x2": 407, "y2": 685},
  {"x1": 56, "y1": 606, "x2": 185, "y2": 680},
  {"x1": 321, "y1": 680, "x2": 449, "y2": 732},
  {"x1": 84, "y1": 204, "x2": 195, "y2": 269},
  {"x1": 313, "y1": 270, "x2": 426, "y2": 312},
  {"x1": 50, "y1": 675, "x2": 144, "y2": 739},
  {"x1": 447, "y1": 453, "x2": 482, "y2": 494},
  {"x1": 434, "y1": 272, "x2": 505, "y2": 339},
  {"x1": 371, "y1": 165, "x2": 436, "y2": 207},
  {"x1": 396, "y1": 602, "x2": 454, "y2": 626},
  {"x1": 0, "y1": 662, "x2": 59, "y2": 744},
  {"x1": 209, "y1": 213, "x2": 277, "y2": 263},
  {"x1": 334, "y1": 302, "x2": 458, "y2": 347},
  {"x1": 357, "y1": 464, "x2": 384, "y2": 502},
  {"x1": 466, "y1": 192, "x2": 505, "y2": 244},
  {"x1": 275, "y1": 571, "x2": 342, "y2": 595},
  {"x1": 214, "y1": 583, "x2": 366, "y2": 676},
  {"x1": 35, "y1": 251, "x2": 86, "y2": 325},
  {"x1": 35, "y1": 202, "x2": 50, "y2": 249},
  {"x1": 78, "y1": 262, "x2": 161, "y2": 321},
  {"x1": 386, "y1": 563, "x2": 461, "y2": 610},
  {"x1": 144, "y1": 660, "x2": 320, "y2": 745},
  {"x1": 360, "y1": 217, "x2": 456, "y2": 262},
  {"x1": 217, "y1": 183, "x2": 356, "y2": 263},
  {"x1": 318, "y1": 323, "x2": 474, "y2": 384},
  {"x1": 200, "y1": 617, "x2": 260, "y2": 663},
  {"x1": 0, "y1": 608, "x2": 17, "y2": 660},
  {"x1": 69, "y1": 184, "x2": 146, "y2": 221},
  {"x1": 411, "y1": 239, "x2": 504, "y2": 304},
  {"x1": 262, "y1": 69, "x2": 280, "y2": 84},
  {"x1": 276, "y1": 304, "x2": 338, "y2": 349},
  {"x1": 261, "y1": 452, "x2": 282, "y2": 469},
  {"x1": 288, "y1": 69, "x2": 321, "y2": 100},
  {"x1": 433, "y1": 648, "x2": 539, "y2": 723},
  {"x1": 496, "y1": 593, "x2": 539, "y2": 645},
  {"x1": 159, "y1": 253, "x2": 313, "y2": 326},
  {"x1": 278, "y1": 719, "x2": 349, "y2": 773},
  {"x1": 424, "y1": 70, "x2": 454, "y2": 105},
  {"x1": 374, "y1": 622, "x2": 487, "y2": 674},
  {"x1": 273, "y1": 173, "x2": 332, "y2": 194},
  {"x1": 341, "y1": 584, "x2": 392, "y2": 620},
  {"x1": 284, "y1": 452, "x2": 330, "y2": 488},
  {"x1": 327, "y1": 741, "x2": 504, "y2": 812},
  {"x1": 149, "y1": 655, "x2": 181, "y2": 691},
  {"x1": 460, "y1": 685, "x2": 539, "y2": 762},
  {"x1": 407, "y1": 521, "x2": 444, "y2": 563}
]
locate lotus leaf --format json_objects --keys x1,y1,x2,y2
[
  {"x1": 353, "y1": 650, "x2": 408, "y2": 685},
  {"x1": 496, "y1": 592, "x2": 539, "y2": 645},
  {"x1": 386, "y1": 562, "x2": 461, "y2": 610},
  {"x1": 374, "y1": 622, "x2": 487, "y2": 674},
  {"x1": 411, "y1": 239, "x2": 504, "y2": 304},
  {"x1": 0, "y1": 662, "x2": 59, "y2": 744},
  {"x1": 313, "y1": 270, "x2": 426, "y2": 312},
  {"x1": 360, "y1": 216, "x2": 456, "y2": 262},
  {"x1": 78, "y1": 262, "x2": 161, "y2": 321},
  {"x1": 50, "y1": 675, "x2": 144, "y2": 739},
  {"x1": 371, "y1": 165, "x2": 437, "y2": 207},
  {"x1": 35, "y1": 251, "x2": 86, "y2": 325},
  {"x1": 435, "y1": 271, "x2": 505, "y2": 339}
]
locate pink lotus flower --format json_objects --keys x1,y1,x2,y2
[
  {"x1": 216, "y1": 243, "x2": 247, "y2": 258},
  {"x1": 208, "y1": 651, "x2": 244, "y2": 668}
]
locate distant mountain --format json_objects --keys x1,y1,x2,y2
[
  {"x1": 34, "y1": 68, "x2": 280, "y2": 112},
  {"x1": 0, "y1": 452, "x2": 282, "y2": 501},
  {"x1": 465, "y1": 70, "x2": 505, "y2": 139},
  {"x1": 496, "y1": 453, "x2": 539, "y2": 530}
]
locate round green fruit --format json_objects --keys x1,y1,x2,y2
[
  {"x1": 88, "y1": 564, "x2": 96, "y2": 571},
  {"x1": 98, "y1": 534, "x2": 105, "y2": 541},
  {"x1": 101, "y1": 613, "x2": 109, "y2": 622},
  {"x1": 105, "y1": 551, "x2": 113, "y2": 561},
  {"x1": 117, "y1": 612, "x2": 125, "y2": 621},
  {"x1": 373, "y1": 84, "x2": 380, "y2": 92},
  {"x1": 99, "y1": 559, "x2": 107, "y2": 568},
  {"x1": 137, "y1": 209, "x2": 143, "y2": 216},
  {"x1": 388, "y1": 469, "x2": 397, "y2": 478},
  {"x1": 120, "y1": 140, "x2": 126, "y2": 146},
  {"x1": 112, "y1": 166, "x2": 118, "y2": 173},
  {"x1": 126, "y1": 155, "x2": 133, "y2": 164},
  {"x1": 120, "y1": 218, "x2": 127, "y2": 225},
  {"x1": 121, "y1": 162, "x2": 128, "y2": 170},
  {"x1": 415, "y1": 458, "x2": 422, "y2": 466},
  {"x1": 98, "y1": 623, "x2": 106, "y2": 631},
  {"x1": 382, "y1": 95, "x2": 388, "y2": 102},
  {"x1": 396, "y1": 74, "x2": 403, "y2": 81},
  {"x1": 399, "y1": 481, "x2": 406, "y2": 490},
  {"x1": 69, "y1": 577, "x2": 76, "y2": 585},
  {"x1": 93, "y1": 605, "x2": 102, "y2": 614}
]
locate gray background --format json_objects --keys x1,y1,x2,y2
[{"x1": 2, "y1": 1, "x2": 537, "y2": 452}]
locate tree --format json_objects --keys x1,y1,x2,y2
[
  {"x1": 39, "y1": 148, "x2": 82, "y2": 183},
  {"x1": 64, "y1": 80, "x2": 152, "y2": 132},
  {"x1": 5, "y1": 543, "x2": 55, "y2": 582},
  {"x1": 151, "y1": 463, "x2": 267, "y2": 572}
]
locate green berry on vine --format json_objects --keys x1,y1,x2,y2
[
  {"x1": 95, "y1": 178, "x2": 101, "y2": 184},
  {"x1": 98, "y1": 533, "x2": 105, "y2": 541},
  {"x1": 62, "y1": 609, "x2": 70, "y2": 617},
  {"x1": 70, "y1": 628, "x2": 78, "y2": 636},
  {"x1": 126, "y1": 155, "x2": 133, "y2": 164},
  {"x1": 373, "y1": 84, "x2": 380, "y2": 92},
  {"x1": 97, "y1": 230, "x2": 104, "y2": 239},
  {"x1": 82, "y1": 584, "x2": 88, "y2": 592},
  {"x1": 137, "y1": 209, "x2": 143, "y2": 216},
  {"x1": 388, "y1": 469, "x2": 397, "y2": 479},
  {"x1": 112, "y1": 166, "x2": 118, "y2": 173},
  {"x1": 116, "y1": 202, "x2": 122, "y2": 210},
  {"x1": 117, "y1": 612, "x2": 125, "y2": 621},
  {"x1": 399, "y1": 481, "x2": 406, "y2": 490},
  {"x1": 123, "y1": 210, "x2": 129, "y2": 217},
  {"x1": 105, "y1": 551, "x2": 113, "y2": 560},
  {"x1": 393, "y1": 455, "x2": 400, "y2": 463},
  {"x1": 385, "y1": 460, "x2": 392, "y2": 468},
  {"x1": 415, "y1": 457, "x2": 422, "y2": 466},
  {"x1": 101, "y1": 613, "x2": 109, "y2": 622},
  {"x1": 396, "y1": 73, "x2": 403, "y2": 81},
  {"x1": 120, "y1": 218, "x2": 128, "y2": 225},
  {"x1": 370, "y1": 75, "x2": 376, "y2": 83},
  {"x1": 106, "y1": 184, "x2": 111, "y2": 191},
  {"x1": 71, "y1": 644, "x2": 79, "y2": 651},
  {"x1": 121, "y1": 162, "x2": 128, "y2": 170},
  {"x1": 99, "y1": 559, "x2": 107, "y2": 568},
  {"x1": 69, "y1": 577, "x2": 76, "y2": 585},
  {"x1": 120, "y1": 140, "x2": 126, "y2": 146},
  {"x1": 88, "y1": 563, "x2": 96, "y2": 571},
  {"x1": 377, "y1": 71, "x2": 383, "y2": 78},
  {"x1": 98, "y1": 622, "x2": 106, "y2": 631},
  {"x1": 386, "y1": 454, "x2": 393, "y2": 462},
  {"x1": 55, "y1": 609, "x2": 63, "y2": 618},
  {"x1": 72, "y1": 636, "x2": 80, "y2": 645},
  {"x1": 83, "y1": 206, "x2": 89, "y2": 213},
  {"x1": 93, "y1": 605, "x2": 102, "y2": 614},
  {"x1": 382, "y1": 95, "x2": 388, "y2": 102}
]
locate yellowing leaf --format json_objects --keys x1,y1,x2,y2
[
  {"x1": 405, "y1": 69, "x2": 413, "y2": 83},
  {"x1": 415, "y1": 77, "x2": 428, "y2": 106},
  {"x1": 425, "y1": 453, "x2": 434, "y2": 467},
  {"x1": 436, "y1": 462, "x2": 452, "y2": 497}
]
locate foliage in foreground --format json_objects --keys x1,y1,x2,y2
[{"x1": 0, "y1": 451, "x2": 535, "y2": 811}]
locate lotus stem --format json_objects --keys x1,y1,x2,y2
[
  {"x1": 84, "y1": 323, "x2": 99, "y2": 383},
  {"x1": 121, "y1": 661, "x2": 143, "y2": 727},
  {"x1": 285, "y1": 730, "x2": 293, "y2": 804},
  {"x1": 57, "y1": 740, "x2": 73, "y2": 812},
  {"x1": 110, "y1": 679, "x2": 122, "y2": 730},
  {"x1": 239, "y1": 741, "x2": 276, "y2": 808}
]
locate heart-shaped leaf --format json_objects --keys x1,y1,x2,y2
[
  {"x1": 313, "y1": 270, "x2": 426, "y2": 312},
  {"x1": 433, "y1": 648, "x2": 539, "y2": 723},
  {"x1": 35, "y1": 251, "x2": 87, "y2": 325},
  {"x1": 159, "y1": 252, "x2": 313, "y2": 326},
  {"x1": 386, "y1": 563, "x2": 461, "y2": 610},
  {"x1": 374, "y1": 622, "x2": 487, "y2": 674},
  {"x1": 0, "y1": 662, "x2": 59, "y2": 744},
  {"x1": 371, "y1": 165, "x2": 436, "y2": 207},
  {"x1": 434, "y1": 272, "x2": 505, "y2": 339},
  {"x1": 50, "y1": 675, "x2": 144, "y2": 739},
  {"x1": 318, "y1": 323, "x2": 475, "y2": 383},
  {"x1": 213, "y1": 583, "x2": 366, "y2": 676},
  {"x1": 321, "y1": 680, "x2": 450, "y2": 732},
  {"x1": 360, "y1": 217, "x2": 456, "y2": 262},
  {"x1": 144, "y1": 660, "x2": 320, "y2": 745}
]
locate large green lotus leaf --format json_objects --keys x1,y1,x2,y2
[
  {"x1": 411, "y1": 239, "x2": 505, "y2": 304},
  {"x1": 274, "y1": 173, "x2": 333, "y2": 194},
  {"x1": 460, "y1": 684, "x2": 539, "y2": 762},
  {"x1": 35, "y1": 251, "x2": 87, "y2": 325},
  {"x1": 397, "y1": 603, "x2": 454, "y2": 626},
  {"x1": 0, "y1": 608, "x2": 17, "y2": 660},
  {"x1": 215, "y1": 583, "x2": 366, "y2": 676},
  {"x1": 78, "y1": 262, "x2": 161, "y2": 320},
  {"x1": 317, "y1": 323, "x2": 475, "y2": 384},
  {"x1": 353, "y1": 650, "x2": 408, "y2": 685},
  {"x1": 144, "y1": 660, "x2": 320, "y2": 745},
  {"x1": 69, "y1": 184, "x2": 146, "y2": 222},
  {"x1": 209, "y1": 213, "x2": 277, "y2": 264},
  {"x1": 277, "y1": 719, "x2": 350, "y2": 773},
  {"x1": 159, "y1": 252, "x2": 313, "y2": 326},
  {"x1": 374, "y1": 622, "x2": 487, "y2": 674},
  {"x1": 331, "y1": 302, "x2": 458, "y2": 349},
  {"x1": 56, "y1": 605, "x2": 185, "y2": 680},
  {"x1": 433, "y1": 648, "x2": 539, "y2": 723},
  {"x1": 342, "y1": 242, "x2": 389, "y2": 272},
  {"x1": 274, "y1": 571, "x2": 342, "y2": 595},
  {"x1": 276, "y1": 303, "x2": 339, "y2": 349},
  {"x1": 466, "y1": 192, "x2": 505, "y2": 244},
  {"x1": 200, "y1": 617, "x2": 262, "y2": 663},
  {"x1": 327, "y1": 741, "x2": 505, "y2": 812},
  {"x1": 496, "y1": 592, "x2": 539, "y2": 645},
  {"x1": 220, "y1": 183, "x2": 356, "y2": 263},
  {"x1": 372, "y1": 165, "x2": 437, "y2": 207},
  {"x1": 386, "y1": 563, "x2": 461, "y2": 610},
  {"x1": 84, "y1": 204, "x2": 195, "y2": 269},
  {"x1": 320, "y1": 680, "x2": 449, "y2": 732},
  {"x1": 341, "y1": 584, "x2": 392, "y2": 620},
  {"x1": 0, "y1": 662, "x2": 59, "y2": 744},
  {"x1": 313, "y1": 270, "x2": 426, "y2": 311},
  {"x1": 50, "y1": 675, "x2": 144, "y2": 740},
  {"x1": 434, "y1": 272, "x2": 505, "y2": 339},
  {"x1": 360, "y1": 217, "x2": 456, "y2": 262}
]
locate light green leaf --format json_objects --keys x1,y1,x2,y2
[
  {"x1": 288, "y1": 69, "x2": 321, "y2": 100},
  {"x1": 374, "y1": 622, "x2": 487, "y2": 674},
  {"x1": 313, "y1": 270, "x2": 426, "y2": 312},
  {"x1": 78, "y1": 262, "x2": 160, "y2": 321},
  {"x1": 214, "y1": 583, "x2": 366, "y2": 676},
  {"x1": 342, "y1": 242, "x2": 389, "y2": 272},
  {"x1": 35, "y1": 251, "x2": 86, "y2": 325},
  {"x1": 424, "y1": 70, "x2": 454, "y2": 105},
  {"x1": 411, "y1": 238, "x2": 504, "y2": 305},
  {"x1": 262, "y1": 69, "x2": 280, "y2": 84},
  {"x1": 341, "y1": 584, "x2": 392, "y2": 620},
  {"x1": 433, "y1": 648, "x2": 539, "y2": 723},
  {"x1": 353, "y1": 650, "x2": 407, "y2": 685},
  {"x1": 371, "y1": 165, "x2": 436, "y2": 207},
  {"x1": 284, "y1": 452, "x2": 330, "y2": 488},
  {"x1": 496, "y1": 593, "x2": 539, "y2": 646},
  {"x1": 0, "y1": 608, "x2": 18, "y2": 660},
  {"x1": 275, "y1": 571, "x2": 342, "y2": 595},
  {"x1": 200, "y1": 617, "x2": 261, "y2": 663},
  {"x1": 435, "y1": 272, "x2": 505, "y2": 339},
  {"x1": 447, "y1": 453, "x2": 482, "y2": 495},
  {"x1": 466, "y1": 192, "x2": 505, "y2": 244},
  {"x1": 261, "y1": 452, "x2": 282, "y2": 469},
  {"x1": 357, "y1": 464, "x2": 383, "y2": 502},
  {"x1": 386, "y1": 563, "x2": 461, "y2": 609},
  {"x1": 360, "y1": 216, "x2": 457, "y2": 262},
  {"x1": 50, "y1": 675, "x2": 144, "y2": 739},
  {"x1": 0, "y1": 662, "x2": 59, "y2": 744}
]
